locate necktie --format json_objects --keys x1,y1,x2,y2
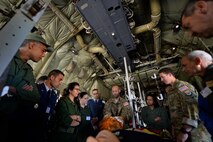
[
  {"x1": 46, "y1": 89, "x2": 53, "y2": 114},
  {"x1": 47, "y1": 89, "x2": 52, "y2": 98}
]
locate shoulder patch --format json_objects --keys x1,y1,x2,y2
[
  {"x1": 184, "y1": 90, "x2": 192, "y2": 96},
  {"x1": 178, "y1": 85, "x2": 189, "y2": 92},
  {"x1": 179, "y1": 85, "x2": 192, "y2": 96}
]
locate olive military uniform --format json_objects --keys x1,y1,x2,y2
[
  {"x1": 165, "y1": 80, "x2": 211, "y2": 142},
  {"x1": 0, "y1": 52, "x2": 40, "y2": 141},
  {"x1": 0, "y1": 52, "x2": 40, "y2": 113},
  {"x1": 51, "y1": 96, "x2": 80, "y2": 142},
  {"x1": 77, "y1": 105, "x2": 95, "y2": 142},
  {"x1": 141, "y1": 106, "x2": 170, "y2": 130}
]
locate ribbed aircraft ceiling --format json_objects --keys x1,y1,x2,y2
[{"x1": 1, "y1": 0, "x2": 213, "y2": 99}]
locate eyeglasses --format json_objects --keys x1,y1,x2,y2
[{"x1": 74, "y1": 88, "x2": 80, "y2": 91}]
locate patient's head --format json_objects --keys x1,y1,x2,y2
[{"x1": 86, "y1": 130, "x2": 120, "y2": 142}]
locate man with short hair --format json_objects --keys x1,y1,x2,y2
[
  {"x1": 181, "y1": 0, "x2": 213, "y2": 38},
  {"x1": 0, "y1": 32, "x2": 53, "y2": 142},
  {"x1": 159, "y1": 67, "x2": 211, "y2": 142},
  {"x1": 181, "y1": 50, "x2": 213, "y2": 105},
  {"x1": 103, "y1": 85, "x2": 132, "y2": 128},
  {"x1": 181, "y1": 50, "x2": 213, "y2": 139},
  {"x1": 87, "y1": 89, "x2": 105, "y2": 132},
  {"x1": 181, "y1": 50, "x2": 213, "y2": 77},
  {"x1": 36, "y1": 75, "x2": 48, "y2": 84},
  {"x1": 36, "y1": 69, "x2": 64, "y2": 141}
]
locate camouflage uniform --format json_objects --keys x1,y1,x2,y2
[
  {"x1": 165, "y1": 79, "x2": 211, "y2": 142},
  {"x1": 104, "y1": 97, "x2": 132, "y2": 127}
]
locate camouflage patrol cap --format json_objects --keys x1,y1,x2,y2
[{"x1": 25, "y1": 32, "x2": 53, "y2": 52}]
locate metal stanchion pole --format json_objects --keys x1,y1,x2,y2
[{"x1": 123, "y1": 57, "x2": 136, "y2": 128}]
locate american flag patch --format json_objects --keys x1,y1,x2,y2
[{"x1": 178, "y1": 85, "x2": 189, "y2": 92}]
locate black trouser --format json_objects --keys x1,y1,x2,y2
[{"x1": 9, "y1": 103, "x2": 43, "y2": 142}]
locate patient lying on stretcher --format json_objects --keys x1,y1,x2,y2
[{"x1": 97, "y1": 116, "x2": 172, "y2": 142}]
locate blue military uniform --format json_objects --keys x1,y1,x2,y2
[
  {"x1": 36, "y1": 83, "x2": 59, "y2": 140},
  {"x1": 200, "y1": 64, "x2": 213, "y2": 139},
  {"x1": 37, "y1": 83, "x2": 59, "y2": 119},
  {"x1": 87, "y1": 99, "x2": 104, "y2": 122},
  {"x1": 202, "y1": 64, "x2": 213, "y2": 106}
]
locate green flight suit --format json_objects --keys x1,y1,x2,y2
[
  {"x1": 0, "y1": 52, "x2": 40, "y2": 114},
  {"x1": 0, "y1": 52, "x2": 41, "y2": 141},
  {"x1": 141, "y1": 106, "x2": 170, "y2": 130},
  {"x1": 165, "y1": 79, "x2": 211, "y2": 142},
  {"x1": 52, "y1": 96, "x2": 80, "y2": 142},
  {"x1": 77, "y1": 106, "x2": 94, "y2": 142}
]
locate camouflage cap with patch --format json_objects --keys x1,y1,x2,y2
[{"x1": 25, "y1": 32, "x2": 53, "y2": 52}]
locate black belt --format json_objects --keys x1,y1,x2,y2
[{"x1": 58, "y1": 127, "x2": 77, "y2": 134}]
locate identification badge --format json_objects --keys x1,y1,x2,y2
[
  {"x1": 46, "y1": 107, "x2": 51, "y2": 113},
  {"x1": 200, "y1": 87, "x2": 212, "y2": 98},
  {"x1": 86, "y1": 116, "x2": 91, "y2": 121},
  {"x1": 1, "y1": 86, "x2": 9, "y2": 97}
]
